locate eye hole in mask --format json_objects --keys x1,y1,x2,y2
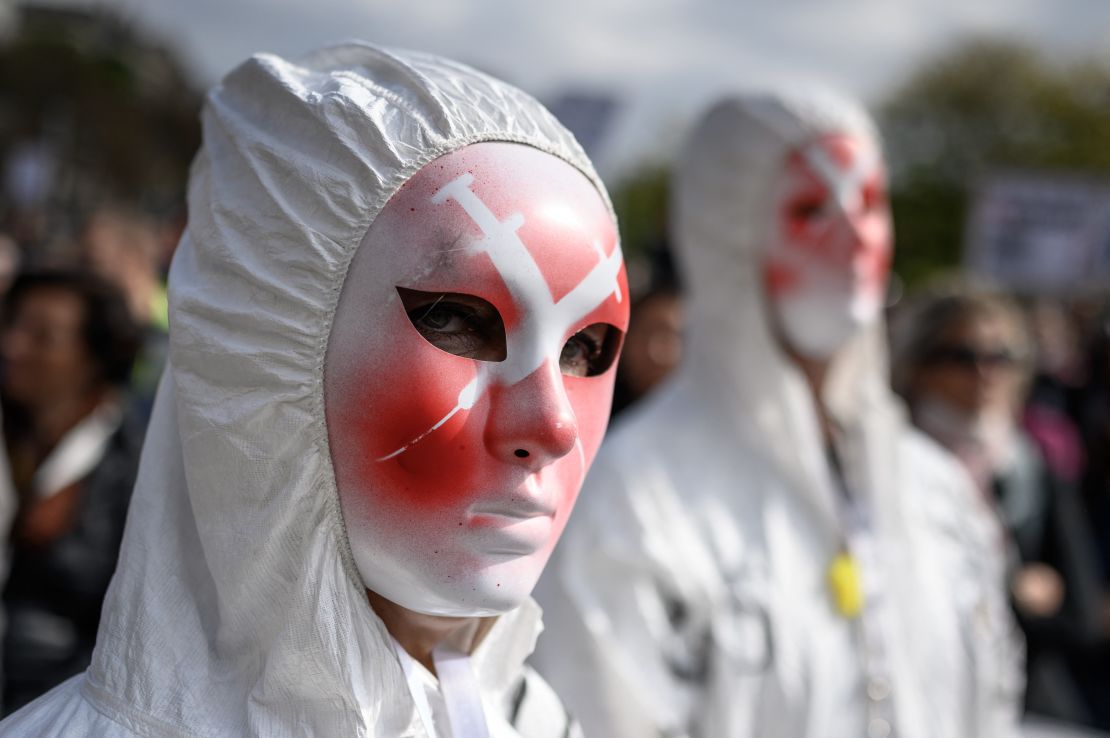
[
  {"x1": 562, "y1": 322, "x2": 623, "y2": 378},
  {"x1": 397, "y1": 287, "x2": 623, "y2": 378},
  {"x1": 398, "y1": 286, "x2": 507, "y2": 362}
]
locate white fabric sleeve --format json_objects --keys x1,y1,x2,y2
[{"x1": 533, "y1": 459, "x2": 706, "y2": 738}]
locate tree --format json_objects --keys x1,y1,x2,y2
[
  {"x1": 0, "y1": 5, "x2": 202, "y2": 255},
  {"x1": 610, "y1": 165, "x2": 670, "y2": 267},
  {"x1": 879, "y1": 38, "x2": 1110, "y2": 287}
]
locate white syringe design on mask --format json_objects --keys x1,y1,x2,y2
[
  {"x1": 378, "y1": 173, "x2": 623, "y2": 462},
  {"x1": 802, "y1": 140, "x2": 878, "y2": 217}
]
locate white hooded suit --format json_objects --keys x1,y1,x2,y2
[
  {"x1": 0, "y1": 43, "x2": 606, "y2": 737},
  {"x1": 533, "y1": 91, "x2": 1024, "y2": 738}
]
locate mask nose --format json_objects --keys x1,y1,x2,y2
[{"x1": 485, "y1": 359, "x2": 579, "y2": 469}]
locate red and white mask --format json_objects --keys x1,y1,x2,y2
[
  {"x1": 762, "y1": 133, "x2": 892, "y2": 359},
  {"x1": 325, "y1": 142, "x2": 628, "y2": 617}
]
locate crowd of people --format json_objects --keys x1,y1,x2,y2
[
  {"x1": 0, "y1": 201, "x2": 171, "y2": 715},
  {"x1": 0, "y1": 38, "x2": 1105, "y2": 738}
]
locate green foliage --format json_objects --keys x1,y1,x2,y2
[
  {"x1": 0, "y1": 6, "x2": 202, "y2": 218},
  {"x1": 888, "y1": 175, "x2": 967, "y2": 288},
  {"x1": 879, "y1": 38, "x2": 1110, "y2": 288},
  {"x1": 610, "y1": 164, "x2": 670, "y2": 264}
]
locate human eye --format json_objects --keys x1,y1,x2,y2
[
  {"x1": 396, "y1": 287, "x2": 506, "y2": 362},
  {"x1": 560, "y1": 323, "x2": 622, "y2": 378}
]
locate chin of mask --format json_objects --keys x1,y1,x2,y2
[{"x1": 773, "y1": 284, "x2": 880, "y2": 360}]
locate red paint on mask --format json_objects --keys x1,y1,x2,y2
[{"x1": 763, "y1": 133, "x2": 892, "y2": 300}]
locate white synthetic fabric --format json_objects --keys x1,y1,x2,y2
[
  {"x1": 534, "y1": 89, "x2": 1024, "y2": 737},
  {"x1": 0, "y1": 42, "x2": 602, "y2": 737}
]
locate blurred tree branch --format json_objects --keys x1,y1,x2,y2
[{"x1": 879, "y1": 38, "x2": 1110, "y2": 288}]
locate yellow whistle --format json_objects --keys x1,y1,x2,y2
[{"x1": 827, "y1": 551, "x2": 864, "y2": 619}]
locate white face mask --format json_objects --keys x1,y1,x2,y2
[
  {"x1": 324, "y1": 142, "x2": 628, "y2": 617},
  {"x1": 762, "y1": 133, "x2": 892, "y2": 359}
]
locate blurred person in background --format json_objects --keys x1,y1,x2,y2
[
  {"x1": 80, "y1": 206, "x2": 169, "y2": 419},
  {"x1": 0, "y1": 43, "x2": 628, "y2": 737},
  {"x1": 1075, "y1": 308, "x2": 1110, "y2": 729},
  {"x1": 0, "y1": 233, "x2": 20, "y2": 709},
  {"x1": 534, "y1": 88, "x2": 1023, "y2": 738},
  {"x1": 893, "y1": 287, "x2": 1105, "y2": 726},
  {"x1": 611, "y1": 244, "x2": 684, "y2": 416},
  {"x1": 0, "y1": 235, "x2": 22, "y2": 298},
  {"x1": 0, "y1": 270, "x2": 141, "y2": 713},
  {"x1": 1082, "y1": 311, "x2": 1110, "y2": 577},
  {"x1": 1023, "y1": 298, "x2": 1087, "y2": 486}
]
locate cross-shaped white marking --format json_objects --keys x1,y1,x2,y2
[
  {"x1": 801, "y1": 141, "x2": 878, "y2": 216},
  {"x1": 378, "y1": 173, "x2": 623, "y2": 462}
]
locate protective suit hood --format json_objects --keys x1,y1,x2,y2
[
  {"x1": 672, "y1": 88, "x2": 888, "y2": 519},
  {"x1": 3, "y1": 42, "x2": 607, "y2": 737}
]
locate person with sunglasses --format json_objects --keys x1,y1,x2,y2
[{"x1": 893, "y1": 286, "x2": 1104, "y2": 727}]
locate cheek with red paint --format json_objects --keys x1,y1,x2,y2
[
  {"x1": 344, "y1": 322, "x2": 488, "y2": 510},
  {"x1": 855, "y1": 213, "x2": 893, "y2": 297}
]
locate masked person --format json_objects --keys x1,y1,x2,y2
[
  {"x1": 0, "y1": 42, "x2": 628, "y2": 737},
  {"x1": 533, "y1": 89, "x2": 1023, "y2": 738}
]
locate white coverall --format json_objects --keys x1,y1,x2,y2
[
  {"x1": 533, "y1": 90, "x2": 1025, "y2": 738},
  {"x1": 0, "y1": 42, "x2": 598, "y2": 737}
]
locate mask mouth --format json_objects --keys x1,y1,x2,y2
[
  {"x1": 467, "y1": 493, "x2": 557, "y2": 521},
  {"x1": 771, "y1": 285, "x2": 876, "y2": 360},
  {"x1": 464, "y1": 475, "x2": 561, "y2": 559},
  {"x1": 463, "y1": 510, "x2": 555, "y2": 557}
]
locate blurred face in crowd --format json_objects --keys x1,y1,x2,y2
[
  {"x1": 325, "y1": 142, "x2": 628, "y2": 617},
  {"x1": 2, "y1": 287, "x2": 97, "y2": 410},
  {"x1": 82, "y1": 210, "x2": 162, "y2": 323},
  {"x1": 762, "y1": 132, "x2": 892, "y2": 359},
  {"x1": 0, "y1": 236, "x2": 21, "y2": 295},
  {"x1": 618, "y1": 291, "x2": 683, "y2": 401},
  {"x1": 913, "y1": 312, "x2": 1025, "y2": 417}
]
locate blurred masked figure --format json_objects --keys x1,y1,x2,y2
[{"x1": 534, "y1": 89, "x2": 1024, "y2": 738}]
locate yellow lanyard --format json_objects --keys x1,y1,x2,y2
[{"x1": 826, "y1": 441, "x2": 866, "y2": 619}]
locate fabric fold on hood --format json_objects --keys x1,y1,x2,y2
[{"x1": 4, "y1": 42, "x2": 608, "y2": 737}]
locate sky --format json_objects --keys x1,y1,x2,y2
[{"x1": 19, "y1": 0, "x2": 1110, "y2": 181}]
